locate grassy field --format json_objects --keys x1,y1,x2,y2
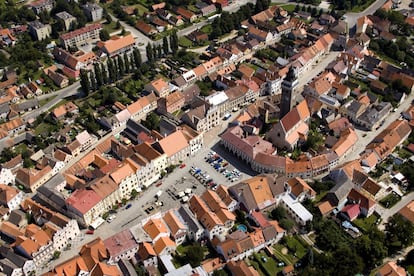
[
  {"x1": 350, "y1": 0, "x2": 376, "y2": 12},
  {"x1": 280, "y1": 4, "x2": 297, "y2": 13},
  {"x1": 273, "y1": 244, "x2": 295, "y2": 264},
  {"x1": 380, "y1": 192, "x2": 402, "y2": 208},
  {"x1": 200, "y1": 24, "x2": 213, "y2": 35},
  {"x1": 178, "y1": 37, "x2": 193, "y2": 48},
  {"x1": 353, "y1": 214, "x2": 379, "y2": 233},
  {"x1": 103, "y1": 21, "x2": 121, "y2": 34},
  {"x1": 253, "y1": 252, "x2": 283, "y2": 276},
  {"x1": 285, "y1": 236, "x2": 308, "y2": 259}
]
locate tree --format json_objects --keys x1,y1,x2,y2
[
  {"x1": 170, "y1": 31, "x2": 178, "y2": 55},
  {"x1": 142, "y1": 113, "x2": 160, "y2": 130},
  {"x1": 116, "y1": 20, "x2": 121, "y2": 29},
  {"x1": 354, "y1": 230, "x2": 387, "y2": 269},
  {"x1": 89, "y1": 71, "x2": 96, "y2": 91},
  {"x1": 107, "y1": 58, "x2": 116, "y2": 83},
  {"x1": 163, "y1": 36, "x2": 169, "y2": 55},
  {"x1": 123, "y1": 53, "x2": 130, "y2": 74},
  {"x1": 53, "y1": 251, "x2": 61, "y2": 260},
  {"x1": 271, "y1": 206, "x2": 287, "y2": 220},
  {"x1": 185, "y1": 244, "x2": 205, "y2": 267},
  {"x1": 117, "y1": 55, "x2": 125, "y2": 77},
  {"x1": 146, "y1": 43, "x2": 153, "y2": 63},
  {"x1": 99, "y1": 29, "x2": 110, "y2": 41},
  {"x1": 101, "y1": 63, "x2": 108, "y2": 84},
  {"x1": 134, "y1": 265, "x2": 146, "y2": 276},
  {"x1": 80, "y1": 69, "x2": 90, "y2": 95},
  {"x1": 332, "y1": 247, "x2": 364, "y2": 276},
  {"x1": 156, "y1": 44, "x2": 162, "y2": 59},
  {"x1": 386, "y1": 214, "x2": 414, "y2": 253},
  {"x1": 279, "y1": 218, "x2": 294, "y2": 231},
  {"x1": 94, "y1": 63, "x2": 103, "y2": 88},
  {"x1": 132, "y1": 48, "x2": 142, "y2": 69}
]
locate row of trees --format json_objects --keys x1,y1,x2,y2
[
  {"x1": 210, "y1": 3, "x2": 256, "y2": 39},
  {"x1": 146, "y1": 32, "x2": 178, "y2": 62},
  {"x1": 80, "y1": 47, "x2": 143, "y2": 95}
]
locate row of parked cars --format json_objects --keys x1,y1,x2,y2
[
  {"x1": 205, "y1": 151, "x2": 241, "y2": 182},
  {"x1": 190, "y1": 165, "x2": 218, "y2": 191}
]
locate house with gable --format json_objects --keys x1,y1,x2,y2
[
  {"x1": 267, "y1": 100, "x2": 310, "y2": 150},
  {"x1": 145, "y1": 78, "x2": 170, "y2": 98},
  {"x1": 104, "y1": 229, "x2": 139, "y2": 265},
  {"x1": 0, "y1": 184, "x2": 24, "y2": 212},
  {"x1": 163, "y1": 210, "x2": 187, "y2": 245}
]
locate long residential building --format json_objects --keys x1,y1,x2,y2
[{"x1": 60, "y1": 23, "x2": 102, "y2": 49}]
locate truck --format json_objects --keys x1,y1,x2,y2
[{"x1": 155, "y1": 190, "x2": 163, "y2": 198}]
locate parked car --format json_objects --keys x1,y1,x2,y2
[
  {"x1": 126, "y1": 203, "x2": 132, "y2": 209},
  {"x1": 179, "y1": 163, "x2": 186, "y2": 168},
  {"x1": 86, "y1": 230, "x2": 94, "y2": 235}
]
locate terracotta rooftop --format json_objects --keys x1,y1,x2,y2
[
  {"x1": 143, "y1": 218, "x2": 169, "y2": 240},
  {"x1": 100, "y1": 34, "x2": 135, "y2": 55},
  {"x1": 399, "y1": 200, "x2": 414, "y2": 224},
  {"x1": 103, "y1": 229, "x2": 138, "y2": 258},
  {"x1": 66, "y1": 189, "x2": 102, "y2": 215}
]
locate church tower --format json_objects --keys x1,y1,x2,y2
[{"x1": 279, "y1": 66, "x2": 299, "y2": 119}]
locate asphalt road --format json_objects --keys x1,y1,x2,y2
[
  {"x1": 22, "y1": 82, "x2": 81, "y2": 122},
  {"x1": 343, "y1": 0, "x2": 388, "y2": 34}
]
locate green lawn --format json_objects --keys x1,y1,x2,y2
[
  {"x1": 200, "y1": 24, "x2": 213, "y2": 35},
  {"x1": 246, "y1": 258, "x2": 265, "y2": 276},
  {"x1": 350, "y1": 0, "x2": 376, "y2": 12},
  {"x1": 103, "y1": 21, "x2": 121, "y2": 34},
  {"x1": 273, "y1": 244, "x2": 295, "y2": 264},
  {"x1": 179, "y1": 37, "x2": 193, "y2": 48},
  {"x1": 253, "y1": 252, "x2": 283, "y2": 276},
  {"x1": 396, "y1": 147, "x2": 412, "y2": 159},
  {"x1": 379, "y1": 192, "x2": 402, "y2": 208},
  {"x1": 285, "y1": 236, "x2": 308, "y2": 259},
  {"x1": 353, "y1": 214, "x2": 379, "y2": 233},
  {"x1": 280, "y1": 4, "x2": 297, "y2": 13},
  {"x1": 35, "y1": 123, "x2": 51, "y2": 136}
]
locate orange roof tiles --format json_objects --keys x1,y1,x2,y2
[
  {"x1": 66, "y1": 189, "x2": 101, "y2": 215},
  {"x1": 378, "y1": 261, "x2": 407, "y2": 276},
  {"x1": 399, "y1": 200, "x2": 414, "y2": 224},
  {"x1": 153, "y1": 236, "x2": 176, "y2": 255},
  {"x1": 318, "y1": 200, "x2": 335, "y2": 215},
  {"x1": 0, "y1": 184, "x2": 20, "y2": 205},
  {"x1": 143, "y1": 218, "x2": 169, "y2": 240},
  {"x1": 156, "y1": 130, "x2": 189, "y2": 157},
  {"x1": 100, "y1": 34, "x2": 135, "y2": 55},
  {"x1": 287, "y1": 177, "x2": 316, "y2": 198},
  {"x1": 109, "y1": 163, "x2": 135, "y2": 185},
  {"x1": 148, "y1": 78, "x2": 169, "y2": 94},
  {"x1": 332, "y1": 128, "x2": 358, "y2": 157},
  {"x1": 163, "y1": 210, "x2": 185, "y2": 235}
]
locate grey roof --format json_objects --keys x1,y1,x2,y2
[
  {"x1": 327, "y1": 171, "x2": 354, "y2": 204},
  {"x1": 8, "y1": 210, "x2": 26, "y2": 227},
  {"x1": 15, "y1": 99, "x2": 39, "y2": 112},
  {"x1": 0, "y1": 103, "x2": 10, "y2": 115},
  {"x1": 228, "y1": 182, "x2": 257, "y2": 211},
  {"x1": 262, "y1": 224, "x2": 278, "y2": 241},
  {"x1": 36, "y1": 174, "x2": 67, "y2": 210},
  {"x1": 177, "y1": 205, "x2": 203, "y2": 234},
  {"x1": 0, "y1": 258, "x2": 19, "y2": 275}
]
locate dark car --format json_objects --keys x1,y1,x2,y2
[{"x1": 126, "y1": 203, "x2": 132, "y2": 209}]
